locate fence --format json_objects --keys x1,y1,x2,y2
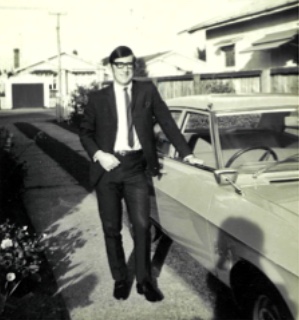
[{"x1": 132, "y1": 67, "x2": 298, "y2": 100}]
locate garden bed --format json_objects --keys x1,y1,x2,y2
[{"x1": 0, "y1": 127, "x2": 70, "y2": 320}]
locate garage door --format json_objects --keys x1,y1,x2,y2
[{"x1": 12, "y1": 84, "x2": 44, "y2": 108}]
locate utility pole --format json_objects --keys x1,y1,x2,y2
[{"x1": 50, "y1": 12, "x2": 66, "y2": 122}]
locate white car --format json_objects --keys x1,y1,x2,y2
[{"x1": 151, "y1": 94, "x2": 299, "y2": 320}]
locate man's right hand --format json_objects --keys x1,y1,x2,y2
[{"x1": 93, "y1": 150, "x2": 120, "y2": 172}]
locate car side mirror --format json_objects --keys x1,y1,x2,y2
[
  {"x1": 214, "y1": 169, "x2": 242, "y2": 195},
  {"x1": 214, "y1": 169, "x2": 238, "y2": 185}
]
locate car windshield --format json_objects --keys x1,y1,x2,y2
[{"x1": 217, "y1": 110, "x2": 299, "y2": 173}]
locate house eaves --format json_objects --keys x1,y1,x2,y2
[
  {"x1": 140, "y1": 51, "x2": 170, "y2": 62},
  {"x1": 15, "y1": 52, "x2": 97, "y2": 74},
  {"x1": 181, "y1": 0, "x2": 298, "y2": 33}
]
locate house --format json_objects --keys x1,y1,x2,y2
[
  {"x1": 178, "y1": 0, "x2": 298, "y2": 72},
  {"x1": 3, "y1": 52, "x2": 102, "y2": 110},
  {"x1": 102, "y1": 50, "x2": 207, "y2": 80},
  {"x1": 142, "y1": 51, "x2": 207, "y2": 77}
]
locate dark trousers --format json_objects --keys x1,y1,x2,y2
[{"x1": 95, "y1": 151, "x2": 151, "y2": 283}]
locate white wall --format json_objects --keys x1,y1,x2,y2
[{"x1": 4, "y1": 74, "x2": 51, "y2": 109}]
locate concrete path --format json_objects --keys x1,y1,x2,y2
[{"x1": 0, "y1": 109, "x2": 238, "y2": 320}]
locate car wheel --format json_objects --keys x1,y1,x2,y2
[{"x1": 251, "y1": 288, "x2": 293, "y2": 320}]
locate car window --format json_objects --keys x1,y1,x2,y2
[
  {"x1": 155, "y1": 111, "x2": 181, "y2": 156},
  {"x1": 217, "y1": 111, "x2": 299, "y2": 171},
  {"x1": 180, "y1": 112, "x2": 216, "y2": 168}
]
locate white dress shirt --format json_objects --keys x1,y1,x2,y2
[{"x1": 113, "y1": 82, "x2": 141, "y2": 151}]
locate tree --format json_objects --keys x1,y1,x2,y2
[{"x1": 134, "y1": 58, "x2": 148, "y2": 77}]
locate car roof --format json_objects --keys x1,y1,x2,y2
[{"x1": 166, "y1": 94, "x2": 299, "y2": 114}]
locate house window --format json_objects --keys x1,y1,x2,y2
[{"x1": 221, "y1": 45, "x2": 235, "y2": 67}]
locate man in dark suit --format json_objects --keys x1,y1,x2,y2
[{"x1": 80, "y1": 46, "x2": 203, "y2": 302}]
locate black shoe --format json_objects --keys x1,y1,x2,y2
[
  {"x1": 136, "y1": 280, "x2": 164, "y2": 302},
  {"x1": 113, "y1": 280, "x2": 130, "y2": 300}
]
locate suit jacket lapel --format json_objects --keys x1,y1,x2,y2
[
  {"x1": 132, "y1": 80, "x2": 140, "y2": 113},
  {"x1": 104, "y1": 84, "x2": 117, "y2": 123}
]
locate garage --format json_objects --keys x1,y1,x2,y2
[{"x1": 12, "y1": 83, "x2": 44, "y2": 108}]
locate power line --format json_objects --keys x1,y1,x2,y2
[{"x1": 0, "y1": 6, "x2": 45, "y2": 10}]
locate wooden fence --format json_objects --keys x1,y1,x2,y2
[{"x1": 132, "y1": 67, "x2": 298, "y2": 100}]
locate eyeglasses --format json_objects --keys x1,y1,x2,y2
[{"x1": 113, "y1": 62, "x2": 134, "y2": 69}]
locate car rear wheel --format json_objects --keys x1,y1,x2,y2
[
  {"x1": 250, "y1": 286, "x2": 293, "y2": 320},
  {"x1": 253, "y1": 294, "x2": 285, "y2": 320},
  {"x1": 230, "y1": 262, "x2": 293, "y2": 320}
]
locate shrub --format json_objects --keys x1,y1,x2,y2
[
  {"x1": 200, "y1": 79, "x2": 235, "y2": 94},
  {"x1": 68, "y1": 81, "x2": 101, "y2": 128},
  {"x1": 0, "y1": 128, "x2": 27, "y2": 224},
  {"x1": 0, "y1": 128, "x2": 49, "y2": 315},
  {"x1": 0, "y1": 221, "x2": 48, "y2": 314}
]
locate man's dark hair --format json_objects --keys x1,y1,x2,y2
[{"x1": 109, "y1": 46, "x2": 136, "y2": 64}]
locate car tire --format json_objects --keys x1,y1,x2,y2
[{"x1": 250, "y1": 285, "x2": 293, "y2": 320}]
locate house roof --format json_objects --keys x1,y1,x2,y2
[
  {"x1": 145, "y1": 51, "x2": 207, "y2": 72},
  {"x1": 139, "y1": 51, "x2": 170, "y2": 62},
  {"x1": 15, "y1": 52, "x2": 98, "y2": 74},
  {"x1": 181, "y1": 0, "x2": 299, "y2": 33}
]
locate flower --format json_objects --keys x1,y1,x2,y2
[
  {"x1": 0, "y1": 220, "x2": 47, "y2": 302},
  {"x1": 39, "y1": 233, "x2": 47, "y2": 240},
  {"x1": 6, "y1": 273, "x2": 16, "y2": 282},
  {"x1": 1, "y1": 238, "x2": 13, "y2": 249}
]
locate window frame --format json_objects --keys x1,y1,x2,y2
[{"x1": 221, "y1": 44, "x2": 236, "y2": 67}]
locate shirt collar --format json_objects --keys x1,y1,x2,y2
[{"x1": 113, "y1": 81, "x2": 132, "y2": 92}]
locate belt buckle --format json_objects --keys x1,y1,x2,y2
[{"x1": 119, "y1": 150, "x2": 127, "y2": 156}]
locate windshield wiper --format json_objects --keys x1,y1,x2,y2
[{"x1": 253, "y1": 153, "x2": 299, "y2": 178}]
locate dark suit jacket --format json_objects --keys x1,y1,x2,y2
[{"x1": 79, "y1": 80, "x2": 192, "y2": 188}]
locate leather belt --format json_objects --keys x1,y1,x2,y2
[{"x1": 115, "y1": 150, "x2": 142, "y2": 156}]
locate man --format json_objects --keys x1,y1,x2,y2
[{"x1": 79, "y1": 46, "x2": 203, "y2": 302}]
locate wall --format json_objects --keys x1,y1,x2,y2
[
  {"x1": 4, "y1": 74, "x2": 51, "y2": 109},
  {"x1": 186, "y1": 8, "x2": 298, "y2": 72}
]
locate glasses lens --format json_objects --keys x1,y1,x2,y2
[{"x1": 114, "y1": 62, "x2": 133, "y2": 69}]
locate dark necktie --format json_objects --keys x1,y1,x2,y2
[{"x1": 124, "y1": 87, "x2": 134, "y2": 147}]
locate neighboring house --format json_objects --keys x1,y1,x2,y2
[
  {"x1": 178, "y1": 0, "x2": 298, "y2": 72},
  {"x1": 3, "y1": 52, "x2": 102, "y2": 110},
  {"x1": 142, "y1": 51, "x2": 207, "y2": 77},
  {"x1": 102, "y1": 50, "x2": 207, "y2": 80}
]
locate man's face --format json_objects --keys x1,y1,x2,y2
[{"x1": 111, "y1": 55, "x2": 134, "y2": 86}]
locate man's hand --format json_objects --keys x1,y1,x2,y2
[
  {"x1": 93, "y1": 150, "x2": 120, "y2": 172},
  {"x1": 183, "y1": 154, "x2": 204, "y2": 166}
]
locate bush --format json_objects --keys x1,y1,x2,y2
[
  {"x1": 0, "y1": 128, "x2": 27, "y2": 224},
  {"x1": 68, "y1": 81, "x2": 101, "y2": 128},
  {"x1": 200, "y1": 79, "x2": 235, "y2": 94}
]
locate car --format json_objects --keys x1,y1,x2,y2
[{"x1": 150, "y1": 94, "x2": 299, "y2": 320}]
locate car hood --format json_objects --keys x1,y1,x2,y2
[{"x1": 243, "y1": 182, "x2": 299, "y2": 222}]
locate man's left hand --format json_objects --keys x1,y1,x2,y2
[{"x1": 184, "y1": 154, "x2": 204, "y2": 166}]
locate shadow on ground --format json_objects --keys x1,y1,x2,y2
[{"x1": 14, "y1": 122, "x2": 90, "y2": 191}]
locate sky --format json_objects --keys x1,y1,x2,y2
[{"x1": 0, "y1": 0, "x2": 253, "y2": 69}]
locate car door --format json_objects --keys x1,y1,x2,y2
[{"x1": 151, "y1": 110, "x2": 219, "y2": 271}]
